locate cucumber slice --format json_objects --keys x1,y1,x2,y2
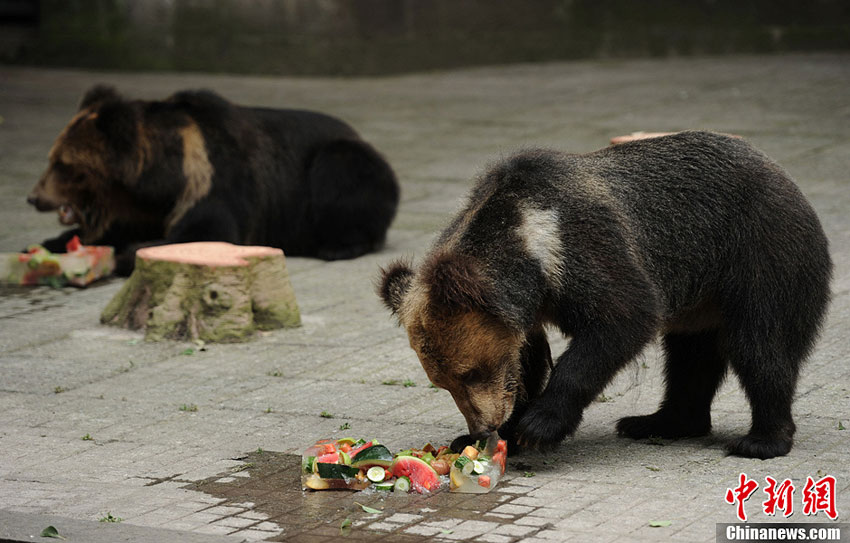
[
  {"x1": 453, "y1": 456, "x2": 472, "y2": 470},
  {"x1": 454, "y1": 456, "x2": 475, "y2": 476},
  {"x1": 394, "y1": 476, "x2": 411, "y2": 493},
  {"x1": 374, "y1": 481, "x2": 394, "y2": 491},
  {"x1": 472, "y1": 460, "x2": 485, "y2": 475},
  {"x1": 366, "y1": 466, "x2": 386, "y2": 483}
]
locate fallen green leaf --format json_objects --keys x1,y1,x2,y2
[
  {"x1": 354, "y1": 502, "x2": 382, "y2": 514},
  {"x1": 340, "y1": 517, "x2": 352, "y2": 536},
  {"x1": 649, "y1": 520, "x2": 672, "y2": 527},
  {"x1": 320, "y1": 411, "x2": 334, "y2": 419},
  {"x1": 181, "y1": 348, "x2": 195, "y2": 356},
  {"x1": 40, "y1": 525, "x2": 66, "y2": 539},
  {"x1": 523, "y1": 471, "x2": 536, "y2": 478},
  {"x1": 839, "y1": 421, "x2": 846, "y2": 431},
  {"x1": 441, "y1": 528, "x2": 454, "y2": 534}
]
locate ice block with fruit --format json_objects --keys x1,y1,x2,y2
[
  {"x1": 1, "y1": 236, "x2": 114, "y2": 287},
  {"x1": 449, "y1": 433, "x2": 507, "y2": 493}
]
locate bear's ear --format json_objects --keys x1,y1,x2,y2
[
  {"x1": 422, "y1": 252, "x2": 489, "y2": 312},
  {"x1": 79, "y1": 85, "x2": 122, "y2": 110},
  {"x1": 378, "y1": 259, "x2": 415, "y2": 315},
  {"x1": 93, "y1": 100, "x2": 140, "y2": 158}
]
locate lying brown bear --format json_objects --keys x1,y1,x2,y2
[
  {"x1": 379, "y1": 131, "x2": 832, "y2": 460},
  {"x1": 28, "y1": 85, "x2": 400, "y2": 275}
]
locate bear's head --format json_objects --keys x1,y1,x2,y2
[
  {"x1": 27, "y1": 85, "x2": 149, "y2": 242},
  {"x1": 379, "y1": 252, "x2": 525, "y2": 437}
]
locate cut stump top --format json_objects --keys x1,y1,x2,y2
[
  {"x1": 137, "y1": 242, "x2": 284, "y2": 268},
  {"x1": 610, "y1": 131, "x2": 742, "y2": 145}
]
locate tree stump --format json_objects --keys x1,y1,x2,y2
[{"x1": 101, "y1": 242, "x2": 301, "y2": 342}]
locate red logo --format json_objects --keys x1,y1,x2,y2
[
  {"x1": 802, "y1": 475, "x2": 838, "y2": 520},
  {"x1": 725, "y1": 473, "x2": 838, "y2": 521},
  {"x1": 725, "y1": 473, "x2": 760, "y2": 521},
  {"x1": 762, "y1": 477, "x2": 795, "y2": 518}
]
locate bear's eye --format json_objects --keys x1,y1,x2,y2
[
  {"x1": 54, "y1": 162, "x2": 83, "y2": 183},
  {"x1": 462, "y1": 369, "x2": 484, "y2": 384}
]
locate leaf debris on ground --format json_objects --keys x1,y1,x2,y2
[
  {"x1": 354, "y1": 502, "x2": 382, "y2": 514},
  {"x1": 40, "y1": 526, "x2": 66, "y2": 539}
]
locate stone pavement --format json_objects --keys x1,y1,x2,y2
[{"x1": 0, "y1": 54, "x2": 849, "y2": 542}]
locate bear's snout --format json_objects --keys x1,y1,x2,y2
[{"x1": 27, "y1": 192, "x2": 58, "y2": 212}]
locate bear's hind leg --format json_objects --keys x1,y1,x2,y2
[
  {"x1": 617, "y1": 330, "x2": 727, "y2": 440},
  {"x1": 725, "y1": 345, "x2": 799, "y2": 459}
]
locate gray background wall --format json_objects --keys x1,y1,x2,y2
[{"x1": 2, "y1": 0, "x2": 849, "y2": 75}]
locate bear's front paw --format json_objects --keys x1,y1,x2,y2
[
  {"x1": 450, "y1": 431, "x2": 491, "y2": 453},
  {"x1": 515, "y1": 404, "x2": 578, "y2": 450}
]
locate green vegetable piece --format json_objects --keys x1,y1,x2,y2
[
  {"x1": 649, "y1": 520, "x2": 672, "y2": 527},
  {"x1": 340, "y1": 451, "x2": 352, "y2": 465},
  {"x1": 393, "y1": 476, "x2": 411, "y2": 493},
  {"x1": 420, "y1": 452, "x2": 435, "y2": 464},
  {"x1": 316, "y1": 462, "x2": 360, "y2": 479},
  {"x1": 40, "y1": 526, "x2": 66, "y2": 540},
  {"x1": 472, "y1": 460, "x2": 485, "y2": 474},
  {"x1": 302, "y1": 455, "x2": 316, "y2": 473},
  {"x1": 374, "y1": 481, "x2": 394, "y2": 491}
]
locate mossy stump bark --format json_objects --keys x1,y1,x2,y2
[{"x1": 101, "y1": 242, "x2": 300, "y2": 342}]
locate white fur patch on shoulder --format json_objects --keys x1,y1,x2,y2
[
  {"x1": 166, "y1": 122, "x2": 214, "y2": 234},
  {"x1": 517, "y1": 205, "x2": 565, "y2": 285}
]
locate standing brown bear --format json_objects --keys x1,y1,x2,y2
[
  {"x1": 28, "y1": 85, "x2": 400, "y2": 274},
  {"x1": 379, "y1": 132, "x2": 832, "y2": 460}
]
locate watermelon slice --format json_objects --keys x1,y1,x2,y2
[
  {"x1": 350, "y1": 444, "x2": 393, "y2": 468},
  {"x1": 391, "y1": 456, "x2": 439, "y2": 493}
]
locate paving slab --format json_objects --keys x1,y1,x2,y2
[{"x1": 1, "y1": 53, "x2": 849, "y2": 541}]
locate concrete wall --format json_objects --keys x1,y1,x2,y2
[{"x1": 2, "y1": 0, "x2": 849, "y2": 75}]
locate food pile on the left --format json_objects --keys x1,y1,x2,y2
[
  {"x1": 1, "y1": 236, "x2": 114, "y2": 287},
  {"x1": 301, "y1": 435, "x2": 507, "y2": 494}
]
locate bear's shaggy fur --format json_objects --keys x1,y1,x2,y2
[
  {"x1": 28, "y1": 85, "x2": 400, "y2": 274},
  {"x1": 379, "y1": 131, "x2": 832, "y2": 460}
]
